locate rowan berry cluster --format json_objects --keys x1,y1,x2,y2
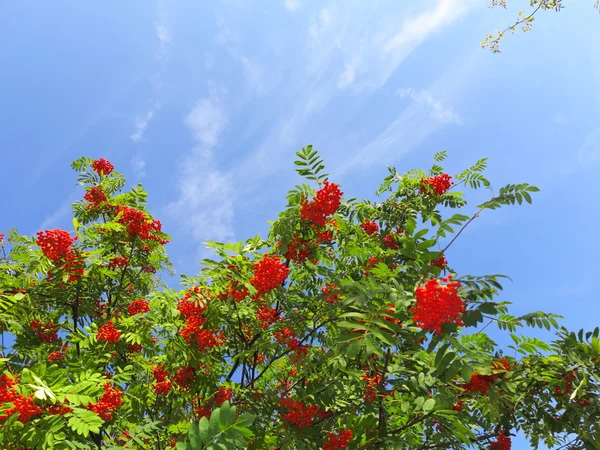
[
  {"x1": 431, "y1": 255, "x2": 448, "y2": 269},
  {"x1": 383, "y1": 231, "x2": 401, "y2": 249},
  {"x1": 0, "y1": 375, "x2": 42, "y2": 423},
  {"x1": 45, "y1": 403, "x2": 73, "y2": 416},
  {"x1": 128, "y1": 299, "x2": 150, "y2": 316},
  {"x1": 83, "y1": 186, "x2": 107, "y2": 207},
  {"x1": 411, "y1": 277, "x2": 465, "y2": 335},
  {"x1": 490, "y1": 430, "x2": 511, "y2": 450},
  {"x1": 323, "y1": 429, "x2": 352, "y2": 450},
  {"x1": 274, "y1": 328, "x2": 306, "y2": 358},
  {"x1": 278, "y1": 398, "x2": 321, "y2": 427},
  {"x1": 177, "y1": 290, "x2": 223, "y2": 352},
  {"x1": 362, "y1": 374, "x2": 382, "y2": 403},
  {"x1": 321, "y1": 283, "x2": 341, "y2": 304},
  {"x1": 300, "y1": 181, "x2": 343, "y2": 226},
  {"x1": 88, "y1": 382, "x2": 123, "y2": 421},
  {"x1": 92, "y1": 158, "x2": 115, "y2": 176},
  {"x1": 421, "y1": 174, "x2": 453, "y2": 195},
  {"x1": 115, "y1": 205, "x2": 168, "y2": 245},
  {"x1": 250, "y1": 255, "x2": 289, "y2": 297},
  {"x1": 463, "y1": 359, "x2": 511, "y2": 395},
  {"x1": 29, "y1": 319, "x2": 59, "y2": 343},
  {"x1": 97, "y1": 321, "x2": 121, "y2": 343},
  {"x1": 257, "y1": 305, "x2": 280, "y2": 329},
  {"x1": 360, "y1": 221, "x2": 379, "y2": 235},
  {"x1": 174, "y1": 366, "x2": 195, "y2": 390},
  {"x1": 36, "y1": 229, "x2": 75, "y2": 261}
]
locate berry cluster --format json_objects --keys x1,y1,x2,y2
[
  {"x1": 274, "y1": 328, "x2": 307, "y2": 359},
  {"x1": 278, "y1": 398, "x2": 320, "y2": 427},
  {"x1": 109, "y1": 255, "x2": 129, "y2": 269},
  {"x1": 323, "y1": 429, "x2": 352, "y2": 450},
  {"x1": 46, "y1": 403, "x2": 73, "y2": 416},
  {"x1": 431, "y1": 255, "x2": 448, "y2": 269},
  {"x1": 383, "y1": 231, "x2": 401, "y2": 249},
  {"x1": 30, "y1": 319, "x2": 59, "y2": 344},
  {"x1": 421, "y1": 174, "x2": 453, "y2": 196},
  {"x1": 83, "y1": 186, "x2": 107, "y2": 207},
  {"x1": 128, "y1": 343, "x2": 143, "y2": 353},
  {"x1": 174, "y1": 366, "x2": 195, "y2": 390},
  {"x1": 300, "y1": 181, "x2": 343, "y2": 227},
  {"x1": 321, "y1": 283, "x2": 341, "y2": 304},
  {"x1": 360, "y1": 221, "x2": 379, "y2": 236},
  {"x1": 411, "y1": 277, "x2": 465, "y2": 335},
  {"x1": 97, "y1": 321, "x2": 121, "y2": 343},
  {"x1": 257, "y1": 305, "x2": 280, "y2": 329},
  {"x1": 0, "y1": 375, "x2": 42, "y2": 423},
  {"x1": 115, "y1": 205, "x2": 168, "y2": 245},
  {"x1": 213, "y1": 387, "x2": 232, "y2": 406},
  {"x1": 463, "y1": 359, "x2": 511, "y2": 396},
  {"x1": 0, "y1": 233, "x2": 4, "y2": 245},
  {"x1": 177, "y1": 289, "x2": 223, "y2": 352},
  {"x1": 128, "y1": 299, "x2": 150, "y2": 316},
  {"x1": 490, "y1": 430, "x2": 511, "y2": 450},
  {"x1": 284, "y1": 235, "x2": 313, "y2": 263},
  {"x1": 88, "y1": 382, "x2": 123, "y2": 421},
  {"x1": 92, "y1": 158, "x2": 115, "y2": 176},
  {"x1": 250, "y1": 255, "x2": 289, "y2": 297},
  {"x1": 36, "y1": 229, "x2": 75, "y2": 261},
  {"x1": 362, "y1": 374, "x2": 382, "y2": 403}
]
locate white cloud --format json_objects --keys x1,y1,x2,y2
[
  {"x1": 310, "y1": 8, "x2": 333, "y2": 38},
  {"x1": 155, "y1": 23, "x2": 172, "y2": 60},
  {"x1": 337, "y1": 55, "x2": 361, "y2": 89},
  {"x1": 284, "y1": 0, "x2": 300, "y2": 12},
  {"x1": 184, "y1": 96, "x2": 228, "y2": 147},
  {"x1": 578, "y1": 129, "x2": 600, "y2": 163},
  {"x1": 39, "y1": 190, "x2": 80, "y2": 231},
  {"x1": 168, "y1": 91, "x2": 235, "y2": 247},
  {"x1": 397, "y1": 88, "x2": 463, "y2": 124},
  {"x1": 130, "y1": 103, "x2": 160, "y2": 143},
  {"x1": 131, "y1": 153, "x2": 146, "y2": 179},
  {"x1": 383, "y1": 0, "x2": 467, "y2": 53}
]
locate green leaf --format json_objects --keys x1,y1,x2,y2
[
  {"x1": 189, "y1": 423, "x2": 201, "y2": 448},
  {"x1": 198, "y1": 417, "x2": 210, "y2": 444},
  {"x1": 423, "y1": 398, "x2": 435, "y2": 412}
]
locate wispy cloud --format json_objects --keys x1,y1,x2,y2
[
  {"x1": 337, "y1": 55, "x2": 360, "y2": 89},
  {"x1": 284, "y1": 0, "x2": 301, "y2": 12},
  {"x1": 39, "y1": 190, "x2": 80, "y2": 231},
  {"x1": 310, "y1": 8, "x2": 332, "y2": 38},
  {"x1": 578, "y1": 129, "x2": 600, "y2": 163},
  {"x1": 130, "y1": 103, "x2": 161, "y2": 143},
  {"x1": 397, "y1": 88, "x2": 464, "y2": 125},
  {"x1": 131, "y1": 153, "x2": 147, "y2": 180},
  {"x1": 155, "y1": 16, "x2": 172, "y2": 61},
  {"x1": 168, "y1": 90, "x2": 235, "y2": 248}
]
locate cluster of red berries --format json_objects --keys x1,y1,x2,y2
[
  {"x1": 92, "y1": 158, "x2": 115, "y2": 176},
  {"x1": 83, "y1": 186, "x2": 107, "y2": 207},
  {"x1": 383, "y1": 231, "x2": 401, "y2": 249},
  {"x1": 323, "y1": 429, "x2": 352, "y2": 450},
  {"x1": 362, "y1": 374, "x2": 382, "y2": 403},
  {"x1": 274, "y1": 328, "x2": 307, "y2": 359},
  {"x1": 300, "y1": 181, "x2": 343, "y2": 227},
  {"x1": 553, "y1": 370, "x2": 589, "y2": 406},
  {"x1": 177, "y1": 290, "x2": 223, "y2": 352},
  {"x1": 88, "y1": 382, "x2": 123, "y2": 421},
  {"x1": 421, "y1": 174, "x2": 453, "y2": 196},
  {"x1": 489, "y1": 430, "x2": 512, "y2": 450},
  {"x1": 115, "y1": 205, "x2": 168, "y2": 245},
  {"x1": 128, "y1": 299, "x2": 150, "y2": 316},
  {"x1": 48, "y1": 345, "x2": 70, "y2": 363},
  {"x1": 36, "y1": 229, "x2": 75, "y2": 261},
  {"x1": 97, "y1": 321, "x2": 121, "y2": 343},
  {"x1": 213, "y1": 387, "x2": 232, "y2": 406},
  {"x1": 30, "y1": 319, "x2": 59, "y2": 344},
  {"x1": 174, "y1": 366, "x2": 195, "y2": 390},
  {"x1": 257, "y1": 305, "x2": 280, "y2": 329},
  {"x1": 45, "y1": 403, "x2": 73, "y2": 416},
  {"x1": 363, "y1": 256, "x2": 379, "y2": 277},
  {"x1": 278, "y1": 398, "x2": 321, "y2": 427},
  {"x1": 108, "y1": 255, "x2": 129, "y2": 269},
  {"x1": 36, "y1": 229, "x2": 84, "y2": 282},
  {"x1": 411, "y1": 277, "x2": 465, "y2": 335},
  {"x1": 128, "y1": 343, "x2": 143, "y2": 353},
  {"x1": 463, "y1": 359, "x2": 511, "y2": 396},
  {"x1": 360, "y1": 221, "x2": 379, "y2": 236},
  {"x1": 152, "y1": 365, "x2": 172, "y2": 395},
  {"x1": 250, "y1": 255, "x2": 289, "y2": 297},
  {"x1": 0, "y1": 375, "x2": 42, "y2": 423},
  {"x1": 217, "y1": 283, "x2": 249, "y2": 302},
  {"x1": 431, "y1": 255, "x2": 448, "y2": 269},
  {"x1": 0, "y1": 233, "x2": 4, "y2": 245},
  {"x1": 284, "y1": 235, "x2": 313, "y2": 263},
  {"x1": 321, "y1": 283, "x2": 341, "y2": 304}
]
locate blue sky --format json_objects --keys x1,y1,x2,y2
[{"x1": 1, "y1": 1, "x2": 599, "y2": 447}]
